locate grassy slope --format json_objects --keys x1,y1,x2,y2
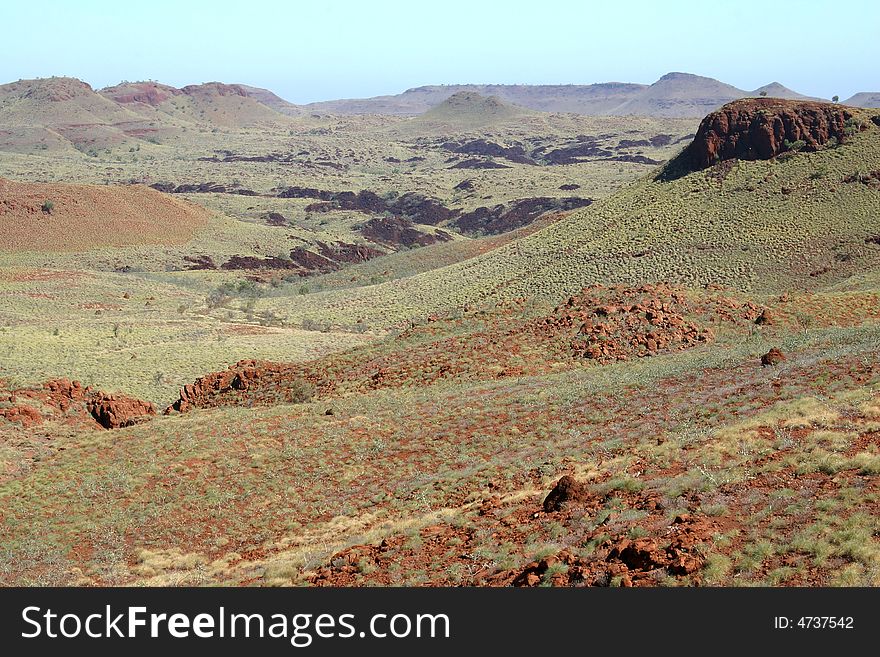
[
  {"x1": 0, "y1": 111, "x2": 694, "y2": 401},
  {"x1": 262, "y1": 112, "x2": 880, "y2": 326},
  {"x1": 2, "y1": 310, "x2": 878, "y2": 586},
  {"x1": 0, "y1": 266, "x2": 374, "y2": 404}
]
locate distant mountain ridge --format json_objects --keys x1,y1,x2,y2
[
  {"x1": 2, "y1": 75, "x2": 878, "y2": 147},
  {"x1": 845, "y1": 92, "x2": 880, "y2": 108},
  {"x1": 304, "y1": 72, "x2": 848, "y2": 117}
]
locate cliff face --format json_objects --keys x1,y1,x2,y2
[{"x1": 686, "y1": 98, "x2": 855, "y2": 169}]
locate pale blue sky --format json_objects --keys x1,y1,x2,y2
[{"x1": 1, "y1": 0, "x2": 877, "y2": 102}]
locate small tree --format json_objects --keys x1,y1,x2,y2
[
  {"x1": 832, "y1": 95, "x2": 840, "y2": 103},
  {"x1": 41, "y1": 200, "x2": 54, "y2": 214},
  {"x1": 759, "y1": 90, "x2": 767, "y2": 97}
]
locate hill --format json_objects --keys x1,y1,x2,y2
[
  {"x1": 0, "y1": 77, "x2": 154, "y2": 153},
  {"x1": 305, "y1": 74, "x2": 825, "y2": 118},
  {"x1": 237, "y1": 84, "x2": 302, "y2": 115},
  {"x1": 406, "y1": 91, "x2": 535, "y2": 130},
  {"x1": 255, "y1": 100, "x2": 880, "y2": 327},
  {"x1": 751, "y1": 82, "x2": 821, "y2": 101},
  {"x1": 306, "y1": 82, "x2": 648, "y2": 115},
  {"x1": 845, "y1": 92, "x2": 880, "y2": 108},
  {"x1": 609, "y1": 72, "x2": 747, "y2": 117},
  {"x1": 0, "y1": 177, "x2": 210, "y2": 251},
  {"x1": 0, "y1": 77, "x2": 141, "y2": 126},
  {"x1": 98, "y1": 80, "x2": 182, "y2": 108},
  {"x1": 100, "y1": 81, "x2": 292, "y2": 128}
]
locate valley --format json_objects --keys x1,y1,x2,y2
[{"x1": 1, "y1": 71, "x2": 880, "y2": 588}]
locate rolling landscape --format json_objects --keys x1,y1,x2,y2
[{"x1": 2, "y1": 63, "x2": 880, "y2": 590}]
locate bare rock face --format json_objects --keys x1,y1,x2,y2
[
  {"x1": 0, "y1": 377, "x2": 155, "y2": 430},
  {"x1": 686, "y1": 98, "x2": 856, "y2": 169},
  {"x1": 87, "y1": 393, "x2": 156, "y2": 429},
  {"x1": 167, "y1": 360, "x2": 314, "y2": 413}
]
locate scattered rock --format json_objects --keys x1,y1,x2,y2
[
  {"x1": 183, "y1": 254, "x2": 217, "y2": 270},
  {"x1": 538, "y1": 137, "x2": 613, "y2": 164},
  {"x1": 543, "y1": 475, "x2": 592, "y2": 512},
  {"x1": 453, "y1": 197, "x2": 592, "y2": 236},
  {"x1": 265, "y1": 211, "x2": 288, "y2": 226},
  {"x1": 761, "y1": 348, "x2": 786, "y2": 366},
  {"x1": 360, "y1": 216, "x2": 451, "y2": 248},
  {"x1": 754, "y1": 309, "x2": 773, "y2": 325},
  {"x1": 221, "y1": 255, "x2": 299, "y2": 271},
  {"x1": 539, "y1": 284, "x2": 714, "y2": 363}
]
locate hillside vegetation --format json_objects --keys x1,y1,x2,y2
[
  {"x1": 1, "y1": 95, "x2": 879, "y2": 588},
  {"x1": 260, "y1": 105, "x2": 880, "y2": 327}
]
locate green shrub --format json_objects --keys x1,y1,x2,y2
[
  {"x1": 844, "y1": 118, "x2": 864, "y2": 138},
  {"x1": 288, "y1": 378, "x2": 315, "y2": 404}
]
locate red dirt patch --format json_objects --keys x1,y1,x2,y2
[{"x1": 0, "y1": 177, "x2": 209, "y2": 252}]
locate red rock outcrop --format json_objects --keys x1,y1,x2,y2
[
  {"x1": 0, "y1": 404, "x2": 43, "y2": 428},
  {"x1": 686, "y1": 98, "x2": 856, "y2": 169},
  {"x1": 538, "y1": 284, "x2": 714, "y2": 363},
  {"x1": 87, "y1": 393, "x2": 156, "y2": 429},
  {"x1": 499, "y1": 514, "x2": 719, "y2": 587},
  {"x1": 0, "y1": 378, "x2": 155, "y2": 430},
  {"x1": 168, "y1": 360, "x2": 315, "y2": 413}
]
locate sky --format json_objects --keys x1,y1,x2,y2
[{"x1": 1, "y1": 0, "x2": 877, "y2": 103}]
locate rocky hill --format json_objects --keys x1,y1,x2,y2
[
  {"x1": 682, "y1": 98, "x2": 858, "y2": 170},
  {"x1": 406, "y1": 91, "x2": 534, "y2": 130},
  {"x1": 100, "y1": 81, "x2": 292, "y2": 127}
]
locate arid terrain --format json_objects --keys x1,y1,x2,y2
[{"x1": 1, "y1": 72, "x2": 880, "y2": 587}]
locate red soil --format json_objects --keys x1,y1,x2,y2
[{"x1": 0, "y1": 177, "x2": 209, "y2": 251}]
